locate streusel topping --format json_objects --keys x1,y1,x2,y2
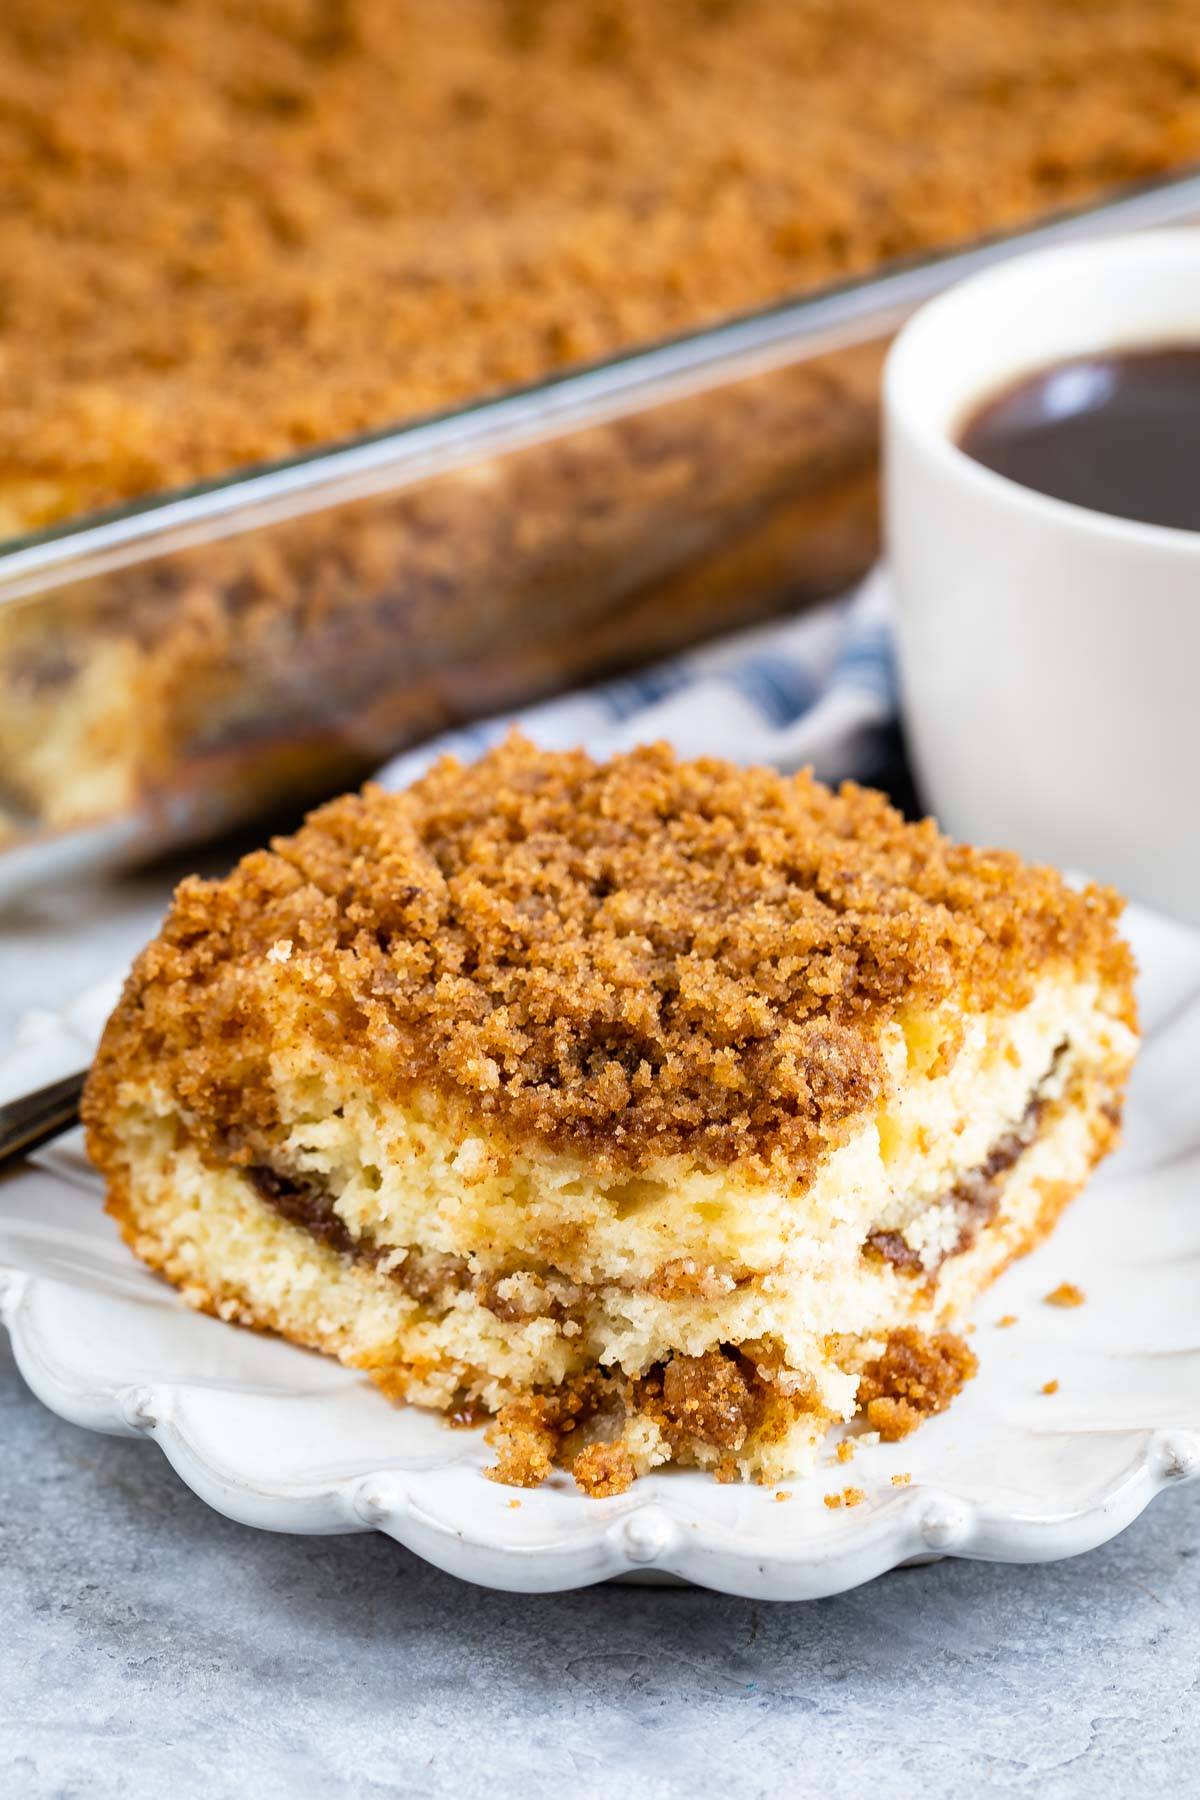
[
  {"x1": 85, "y1": 737, "x2": 1133, "y2": 1178},
  {"x1": 5, "y1": 0, "x2": 1200, "y2": 526}
]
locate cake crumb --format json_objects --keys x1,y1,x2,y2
[
  {"x1": 856, "y1": 1328, "x2": 978, "y2": 1441},
  {"x1": 1044, "y1": 1283, "x2": 1086, "y2": 1308},
  {"x1": 265, "y1": 938, "x2": 293, "y2": 965},
  {"x1": 507, "y1": 1499, "x2": 521, "y2": 1510},
  {"x1": 572, "y1": 1441, "x2": 637, "y2": 1499},
  {"x1": 996, "y1": 1314, "x2": 1018, "y2": 1329},
  {"x1": 891, "y1": 1472, "x2": 912, "y2": 1487},
  {"x1": 1041, "y1": 1378, "x2": 1060, "y2": 1395},
  {"x1": 836, "y1": 1439, "x2": 856, "y2": 1464},
  {"x1": 824, "y1": 1485, "x2": 867, "y2": 1509},
  {"x1": 775, "y1": 1490, "x2": 792, "y2": 1503},
  {"x1": 484, "y1": 1396, "x2": 557, "y2": 1489}
]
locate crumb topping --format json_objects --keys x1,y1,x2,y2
[
  {"x1": 481, "y1": 1344, "x2": 819, "y2": 1493},
  {"x1": 477, "y1": 1329, "x2": 981, "y2": 1493},
  {"x1": 855, "y1": 1328, "x2": 979, "y2": 1441},
  {"x1": 85, "y1": 735, "x2": 1133, "y2": 1178},
  {"x1": 571, "y1": 1441, "x2": 637, "y2": 1500},
  {"x1": 4, "y1": 1, "x2": 1200, "y2": 527},
  {"x1": 1044, "y1": 1282, "x2": 1086, "y2": 1308},
  {"x1": 824, "y1": 1486, "x2": 867, "y2": 1510},
  {"x1": 657, "y1": 1350, "x2": 763, "y2": 1452},
  {"x1": 483, "y1": 1394, "x2": 559, "y2": 1490},
  {"x1": 1041, "y1": 1378, "x2": 1060, "y2": 1396}
]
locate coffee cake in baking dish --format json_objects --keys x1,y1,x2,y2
[
  {"x1": 5, "y1": 0, "x2": 1200, "y2": 857},
  {"x1": 5, "y1": 0, "x2": 1200, "y2": 528},
  {"x1": 82, "y1": 738, "x2": 1137, "y2": 1491}
]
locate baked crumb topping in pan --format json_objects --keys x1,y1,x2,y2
[{"x1": 4, "y1": 0, "x2": 1200, "y2": 526}]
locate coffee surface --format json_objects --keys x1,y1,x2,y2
[{"x1": 958, "y1": 346, "x2": 1200, "y2": 531}]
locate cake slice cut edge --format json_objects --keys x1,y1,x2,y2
[{"x1": 81, "y1": 736, "x2": 1138, "y2": 1494}]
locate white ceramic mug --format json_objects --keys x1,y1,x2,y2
[{"x1": 885, "y1": 230, "x2": 1200, "y2": 925}]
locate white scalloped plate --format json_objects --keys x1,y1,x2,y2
[{"x1": 2, "y1": 899, "x2": 1199, "y2": 1598}]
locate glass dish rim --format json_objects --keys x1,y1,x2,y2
[{"x1": 3, "y1": 163, "x2": 1200, "y2": 603}]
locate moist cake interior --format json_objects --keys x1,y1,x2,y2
[{"x1": 83, "y1": 739, "x2": 1137, "y2": 1492}]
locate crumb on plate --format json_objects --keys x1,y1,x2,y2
[
  {"x1": 824, "y1": 1485, "x2": 867, "y2": 1510},
  {"x1": 1044, "y1": 1282, "x2": 1086, "y2": 1308}
]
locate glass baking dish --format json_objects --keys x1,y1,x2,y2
[{"x1": 3, "y1": 168, "x2": 1200, "y2": 899}]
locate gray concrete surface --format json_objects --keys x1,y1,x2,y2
[{"x1": 3, "y1": 1331, "x2": 1198, "y2": 1800}]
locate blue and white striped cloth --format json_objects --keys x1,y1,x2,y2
[{"x1": 377, "y1": 567, "x2": 897, "y2": 792}]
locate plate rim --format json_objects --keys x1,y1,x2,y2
[{"x1": 5, "y1": 1267, "x2": 1196, "y2": 1598}]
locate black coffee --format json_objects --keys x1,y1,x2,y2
[{"x1": 958, "y1": 345, "x2": 1200, "y2": 532}]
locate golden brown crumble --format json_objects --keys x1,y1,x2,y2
[
  {"x1": 891, "y1": 1472, "x2": 912, "y2": 1487},
  {"x1": 1044, "y1": 1282, "x2": 1086, "y2": 1308},
  {"x1": 480, "y1": 1346, "x2": 814, "y2": 1492},
  {"x1": 572, "y1": 1442, "x2": 637, "y2": 1500},
  {"x1": 84, "y1": 735, "x2": 1134, "y2": 1180},
  {"x1": 483, "y1": 1395, "x2": 558, "y2": 1490},
  {"x1": 3, "y1": 1, "x2": 1200, "y2": 527},
  {"x1": 658, "y1": 1352, "x2": 763, "y2": 1452},
  {"x1": 855, "y1": 1329, "x2": 979, "y2": 1442},
  {"x1": 835, "y1": 1439, "x2": 856, "y2": 1465},
  {"x1": 478, "y1": 1329, "x2": 984, "y2": 1492},
  {"x1": 996, "y1": 1314, "x2": 1018, "y2": 1329},
  {"x1": 824, "y1": 1486, "x2": 867, "y2": 1510},
  {"x1": 485, "y1": 1368, "x2": 625, "y2": 1492},
  {"x1": 1041, "y1": 1379, "x2": 1061, "y2": 1396}
]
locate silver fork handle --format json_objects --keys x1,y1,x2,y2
[{"x1": 0, "y1": 1069, "x2": 89, "y2": 1168}]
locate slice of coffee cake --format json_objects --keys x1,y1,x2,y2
[{"x1": 82, "y1": 737, "x2": 1137, "y2": 1491}]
